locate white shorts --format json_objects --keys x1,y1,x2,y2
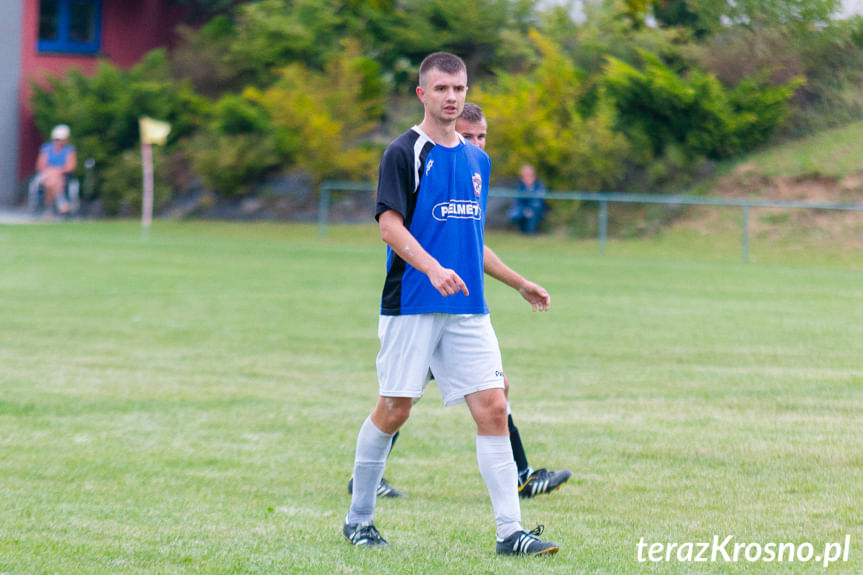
[{"x1": 376, "y1": 313, "x2": 504, "y2": 406}]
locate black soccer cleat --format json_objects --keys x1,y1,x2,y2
[
  {"x1": 347, "y1": 476, "x2": 407, "y2": 498},
  {"x1": 518, "y1": 467, "x2": 572, "y2": 499},
  {"x1": 343, "y1": 518, "x2": 389, "y2": 547},
  {"x1": 496, "y1": 525, "x2": 559, "y2": 556}
]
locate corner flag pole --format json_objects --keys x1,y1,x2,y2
[
  {"x1": 138, "y1": 116, "x2": 172, "y2": 235},
  {"x1": 141, "y1": 140, "x2": 154, "y2": 233}
]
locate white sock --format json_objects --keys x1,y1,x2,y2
[
  {"x1": 347, "y1": 416, "x2": 394, "y2": 524},
  {"x1": 476, "y1": 435, "x2": 522, "y2": 539},
  {"x1": 506, "y1": 401, "x2": 512, "y2": 415}
]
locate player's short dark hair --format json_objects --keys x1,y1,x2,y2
[
  {"x1": 459, "y1": 102, "x2": 485, "y2": 123},
  {"x1": 419, "y1": 52, "x2": 467, "y2": 87}
]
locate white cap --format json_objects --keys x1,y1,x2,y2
[{"x1": 51, "y1": 124, "x2": 71, "y2": 140}]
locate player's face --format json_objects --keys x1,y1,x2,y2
[
  {"x1": 417, "y1": 68, "x2": 468, "y2": 124},
  {"x1": 455, "y1": 118, "x2": 487, "y2": 150}
]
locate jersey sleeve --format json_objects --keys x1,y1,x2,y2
[{"x1": 375, "y1": 142, "x2": 412, "y2": 222}]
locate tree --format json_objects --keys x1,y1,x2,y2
[
  {"x1": 167, "y1": 0, "x2": 245, "y2": 22},
  {"x1": 474, "y1": 31, "x2": 629, "y2": 191},
  {"x1": 651, "y1": 0, "x2": 841, "y2": 35},
  {"x1": 188, "y1": 40, "x2": 383, "y2": 194},
  {"x1": 652, "y1": 0, "x2": 718, "y2": 37},
  {"x1": 229, "y1": 0, "x2": 346, "y2": 81}
]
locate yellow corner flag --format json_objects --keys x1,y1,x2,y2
[{"x1": 139, "y1": 116, "x2": 172, "y2": 146}]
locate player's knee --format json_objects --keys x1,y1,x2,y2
[
  {"x1": 374, "y1": 396, "x2": 412, "y2": 431},
  {"x1": 489, "y1": 397, "x2": 508, "y2": 424},
  {"x1": 477, "y1": 394, "x2": 507, "y2": 428}
]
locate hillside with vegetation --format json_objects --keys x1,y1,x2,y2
[
  {"x1": 28, "y1": 0, "x2": 863, "y2": 226},
  {"x1": 676, "y1": 118, "x2": 863, "y2": 249}
]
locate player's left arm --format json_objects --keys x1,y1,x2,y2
[{"x1": 483, "y1": 245, "x2": 550, "y2": 312}]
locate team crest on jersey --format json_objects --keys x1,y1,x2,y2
[
  {"x1": 426, "y1": 159, "x2": 434, "y2": 175},
  {"x1": 472, "y1": 172, "x2": 482, "y2": 196}
]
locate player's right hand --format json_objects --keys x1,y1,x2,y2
[{"x1": 429, "y1": 266, "x2": 469, "y2": 297}]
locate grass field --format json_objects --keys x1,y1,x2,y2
[{"x1": 1, "y1": 221, "x2": 862, "y2": 574}]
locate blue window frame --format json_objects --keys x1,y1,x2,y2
[{"x1": 38, "y1": 0, "x2": 102, "y2": 54}]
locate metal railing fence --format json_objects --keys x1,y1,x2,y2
[{"x1": 318, "y1": 181, "x2": 863, "y2": 262}]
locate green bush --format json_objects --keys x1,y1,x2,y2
[
  {"x1": 603, "y1": 50, "x2": 801, "y2": 161},
  {"x1": 247, "y1": 56, "x2": 382, "y2": 181},
  {"x1": 99, "y1": 148, "x2": 172, "y2": 216},
  {"x1": 691, "y1": 23, "x2": 863, "y2": 137},
  {"x1": 473, "y1": 31, "x2": 630, "y2": 231},
  {"x1": 212, "y1": 93, "x2": 272, "y2": 136},
  {"x1": 475, "y1": 31, "x2": 630, "y2": 191},
  {"x1": 171, "y1": 17, "x2": 244, "y2": 98},
  {"x1": 649, "y1": 0, "x2": 840, "y2": 37},
  {"x1": 30, "y1": 50, "x2": 209, "y2": 205},
  {"x1": 728, "y1": 72, "x2": 804, "y2": 151},
  {"x1": 188, "y1": 41, "x2": 383, "y2": 195},
  {"x1": 229, "y1": 0, "x2": 346, "y2": 82},
  {"x1": 185, "y1": 89, "x2": 281, "y2": 195},
  {"x1": 186, "y1": 118, "x2": 280, "y2": 196}
]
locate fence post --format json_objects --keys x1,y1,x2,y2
[
  {"x1": 741, "y1": 205, "x2": 750, "y2": 263},
  {"x1": 598, "y1": 200, "x2": 608, "y2": 254},
  {"x1": 83, "y1": 158, "x2": 96, "y2": 199},
  {"x1": 318, "y1": 185, "x2": 330, "y2": 239}
]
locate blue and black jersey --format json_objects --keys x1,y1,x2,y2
[{"x1": 375, "y1": 126, "x2": 491, "y2": 316}]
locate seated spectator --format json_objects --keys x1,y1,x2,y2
[
  {"x1": 508, "y1": 163, "x2": 546, "y2": 234},
  {"x1": 35, "y1": 124, "x2": 77, "y2": 214}
]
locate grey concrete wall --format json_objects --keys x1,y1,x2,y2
[{"x1": 0, "y1": 1, "x2": 23, "y2": 206}]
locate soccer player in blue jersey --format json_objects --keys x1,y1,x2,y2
[
  {"x1": 347, "y1": 104, "x2": 571, "y2": 500},
  {"x1": 343, "y1": 52, "x2": 558, "y2": 556}
]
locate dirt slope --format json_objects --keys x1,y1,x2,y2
[{"x1": 679, "y1": 166, "x2": 863, "y2": 249}]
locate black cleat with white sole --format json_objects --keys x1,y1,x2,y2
[
  {"x1": 496, "y1": 525, "x2": 559, "y2": 556},
  {"x1": 518, "y1": 467, "x2": 572, "y2": 499},
  {"x1": 343, "y1": 519, "x2": 388, "y2": 547}
]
